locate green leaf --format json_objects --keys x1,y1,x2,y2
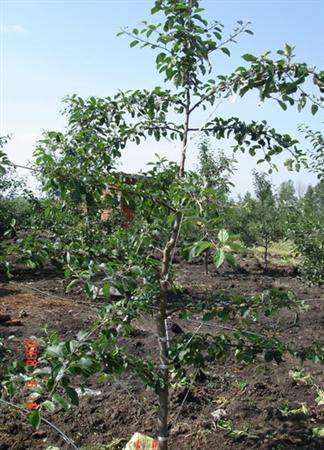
[
  {"x1": 278, "y1": 100, "x2": 287, "y2": 111},
  {"x1": 225, "y1": 253, "x2": 237, "y2": 268},
  {"x1": 203, "y1": 311, "x2": 216, "y2": 321},
  {"x1": 130, "y1": 40, "x2": 139, "y2": 48},
  {"x1": 78, "y1": 357, "x2": 93, "y2": 370},
  {"x1": 229, "y1": 242, "x2": 243, "y2": 252},
  {"x1": 174, "y1": 3, "x2": 188, "y2": 11},
  {"x1": 189, "y1": 241, "x2": 212, "y2": 259},
  {"x1": 42, "y1": 400, "x2": 56, "y2": 412},
  {"x1": 29, "y1": 410, "x2": 41, "y2": 429},
  {"x1": 64, "y1": 386, "x2": 79, "y2": 406},
  {"x1": 312, "y1": 427, "x2": 324, "y2": 438},
  {"x1": 218, "y1": 229, "x2": 229, "y2": 243},
  {"x1": 53, "y1": 393, "x2": 70, "y2": 410},
  {"x1": 102, "y1": 282, "x2": 110, "y2": 300},
  {"x1": 46, "y1": 344, "x2": 64, "y2": 358},
  {"x1": 242, "y1": 53, "x2": 257, "y2": 62},
  {"x1": 76, "y1": 330, "x2": 88, "y2": 341},
  {"x1": 66, "y1": 279, "x2": 79, "y2": 292},
  {"x1": 284, "y1": 43, "x2": 293, "y2": 56},
  {"x1": 214, "y1": 249, "x2": 225, "y2": 268},
  {"x1": 33, "y1": 367, "x2": 51, "y2": 376},
  {"x1": 67, "y1": 339, "x2": 78, "y2": 354},
  {"x1": 221, "y1": 47, "x2": 231, "y2": 57},
  {"x1": 311, "y1": 104, "x2": 318, "y2": 115}
]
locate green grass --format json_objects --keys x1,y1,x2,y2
[{"x1": 250, "y1": 240, "x2": 299, "y2": 267}]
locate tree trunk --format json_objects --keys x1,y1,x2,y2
[
  {"x1": 264, "y1": 240, "x2": 269, "y2": 273},
  {"x1": 156, "y1": 3, "x2": 192, "y2": 447},
  {"x1": 179, "y1": 88, "x2": 190, "y2": 177},
  {"x1": 156, "y1": 288, "x2": 169, "y2": 450},
  {"x1": 156, "y1": 211, "x2": 182, "y2": 450},
  {"x1": 156, "y1": 89, "x2": 191, "y2": 448},
  {"x1": 204, "y1": 248, "x2": 209, "y2": 275}
]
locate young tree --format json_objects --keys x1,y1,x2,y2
[
  {"x1": 299, "y1": 125, "x2": 324, "y2": 179},
  {"x1": 253, "y1": 172, "x2": 284, "y2": 271},
  {"x1": 288, "y1": 180, "x2": 324, "y2": 285},
  {"x1": 0, "y1": 167, "x2": 33, "y2": 237},
  {"x1": 234, "y1": 172, "x2": 283, "y2": 272},
  {"x1": 3, "y1": 2, "x2": 324, "y2": 448},
  {"x1": 0, "y1": 138, "x2": 36, "y2": 273},
  {"x1": 286, "y1": 126, "x2": 324, "y2": 285},
  {"x1": 197, "y1": 139, "x2": 236, "y2": 193},
  {"x1": 277, "y1": 180, "x2": 297, "y2": 207},
  {"x1": 0, "y1": 136, "x2": 10, "y2": 176},
  {"x1": 191, "y1": 140, "x2": 237, "y2": 273}
]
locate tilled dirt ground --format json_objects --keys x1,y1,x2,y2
[{"x1": 0, "y1": 259, "x2": 323, "y2": 450}]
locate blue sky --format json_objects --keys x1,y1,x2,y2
[{"x1": 1, "y1": 0, "x2": 323, "y2": 195}]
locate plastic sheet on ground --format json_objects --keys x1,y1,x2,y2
[{"x1": 124, "y1": 432, "x2": 158, "y2": 450}]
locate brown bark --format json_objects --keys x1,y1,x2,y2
[
  {"x1": 204, "y1": 248, "x2": 209, "y2": 275},
  {"x1": 156, "y1": 211, "x2": 182, "y2": 450},
  {"x1": 179, "y1": 88, "x2": 191, "y2": 178},
  {"x1": 264, "y1": 240, "x2": 269, "y2": 273},
  {"x1": 156, "y1": 3, "x2": 193, "y2": 448},
  {"x1": 156, "y1": 90, "x2": 191, "y2": 450}
]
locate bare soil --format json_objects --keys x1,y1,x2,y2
[{"x1": 0, "y1": 258, "x2": 323, "y2": 450}]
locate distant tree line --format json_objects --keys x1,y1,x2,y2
[{"x1": 194, "y1": 140, "x2": 324, "y2": 284}]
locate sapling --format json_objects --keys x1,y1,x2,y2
[{"x1": 2, "y1": 1, "x2": 324, "y2": 449}]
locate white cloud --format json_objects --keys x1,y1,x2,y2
[{"x1": 0, "y1": 24, "x2": 26, "y2": 33}]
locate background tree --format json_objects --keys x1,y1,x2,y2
[
  {"x1": 197, "y1": 139, "x2": 236, "y2": 193},
  {"x1": 188, "y1": 140, "x2": 237, "y2": 273},
  {"x1": 276, "y1": 180, "x2": 298, "y2": 237},
  {"x1": 286, "y1": 126, "x2": 324, "y2": 285},
  {"x1": 253, "y1": 172, "x2": 284, "y2": 271},
  {"x1": 288, "y1": 180, "x2": 324, "y2": 285},
  {"x1": 34, "y1": 103, "x2": 122, "y2": 221},
  {"x1": 0, "y1": 136, "x2": 10, "y2": 176},
  {"x1": 299, "y1": 124, "x2": 324, "y2": 180},
  {"x1": 234, "y1": 172, "x2": 283, "y2": 272},
  {"x1": 0, "y1": 139, "x2": 39, "y2": 274},
  {"x1": 0, "y1": 166, "x2": 35, "y2": 237},
  {"x1": 277, "y1": 180, "x2": 298, "y2": 207}
]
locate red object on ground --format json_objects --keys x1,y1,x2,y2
[
  {"x1": 25, "y1": 379, "x2": 39, "y2": 388},
  {"x1": 23, "y1": 339, "x2": 41, "y2": 410},
  {"x1": 26, "y1": 396, "x2": 40, "y2": 410},
  {"x1": 23, "y1": 338, "x2": 40, "y2": 366}
]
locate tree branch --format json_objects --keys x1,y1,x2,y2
[
  {"x1": 188, "y1": 88, "x2": 217, "y2": 114},
  {"x1": 120, "y1": 28, "x2": 172, "y2": 54},
  {"x1": 208, "y1": 22, "x2": 251, "y2": 56}
]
